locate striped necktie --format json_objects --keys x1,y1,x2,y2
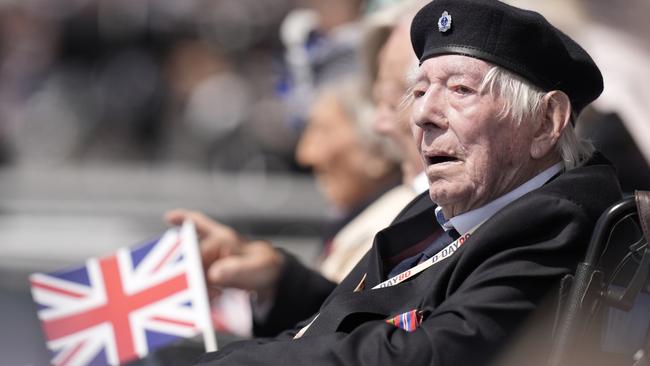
[{"x1": 387, "y1": 208, "x2": 459, "y2": 279}]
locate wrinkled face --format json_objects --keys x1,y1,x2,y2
[
  {"x1": 296, "y1": 92, "x2": 374, "y2": 211},
  {"x1": 411, "y1": 55, "x2": 538, "y2": 216}
]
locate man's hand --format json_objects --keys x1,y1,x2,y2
[{"x1": 165, "y1": 209, "x2": 284, "y2": 300}]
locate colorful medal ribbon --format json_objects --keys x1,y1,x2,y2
[
  {"x1": 385, "y1": 309, "x2": 423, "y2": 332},
  {"x1": 295, "y1": 221, "x2": 484, "y2": 339}
]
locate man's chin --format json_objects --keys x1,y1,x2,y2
[
  {"x1": 427, "y1": 186, "x2": 465, "y2": 208},
  {"x1": 428, "y1": 189, "x2": 451, "y2": 206}
]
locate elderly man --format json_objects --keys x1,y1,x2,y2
[{"x1": 195, "y1": 0, "x2": 622, "y2": 364}]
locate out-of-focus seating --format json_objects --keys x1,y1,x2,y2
[{"x1": 549, "y1": 191, "x2": 650, "y2": 366}]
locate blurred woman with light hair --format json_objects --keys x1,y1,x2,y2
[
  {"x1": 165, "y1": 0, "x2": 433, "y2": 339},
  {"x1": 296, "y1": 78, "x2": 410, "y2": 283}
]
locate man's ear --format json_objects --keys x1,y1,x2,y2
[{"x1": 530, "y1": 90, "x2": 571, "y2": 159}]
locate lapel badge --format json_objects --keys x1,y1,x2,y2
[
  {"x1": 438, "y1": 11, "x2": 452, "y2": 32},
  {"x1": 353, "y1": 273, "x2": 367, "y2": 292}
]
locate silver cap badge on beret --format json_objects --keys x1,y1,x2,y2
[{"x1": 438, "y1": 11, "x2": 452, "y2": 32}]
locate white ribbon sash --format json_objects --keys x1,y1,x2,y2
[{"x1": 373, "y1": 223, "x2": 480, "y2": 289}]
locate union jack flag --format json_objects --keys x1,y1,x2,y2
[{"x1": 29, "y1": 221, "x2": 217, "y2": 366}]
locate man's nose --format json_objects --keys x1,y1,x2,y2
[{"x1": 412, "y1": 88, "x2": 448, "y2": 130}]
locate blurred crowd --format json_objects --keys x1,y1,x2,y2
[
  {"x1": 0, "y1": 0, "x2": 368, "y2": 172},
  {"x1": 0, "y1": 0, "x2": 647, "y2": 183}
]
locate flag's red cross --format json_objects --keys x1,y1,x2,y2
[{"x1": 42, "y1": 256, "x2": 189, "y2": 364}]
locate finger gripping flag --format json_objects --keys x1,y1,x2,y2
[{"x1": 29, "y1": 221, "x2": 216, "y2": 366}]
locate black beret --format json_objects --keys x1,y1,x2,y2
[{"x1": 410, "y1": 0, "x2": 603, "y2": 116}]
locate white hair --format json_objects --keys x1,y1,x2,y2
[
  {"x1": 479, "y1": 66, "x2": 594, "y2": 170},
  {"x1": 402, "y1": 62, "x2": 594, "y2": 170}
]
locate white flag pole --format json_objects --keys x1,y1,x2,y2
[{"x1": 181, "y1": 219, "x2": 218, "y2": 352}]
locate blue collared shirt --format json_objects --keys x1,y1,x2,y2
[{"x1": 441, "y1": 163, "x2": 563, "y2": 234}]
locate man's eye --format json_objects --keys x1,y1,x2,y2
[{"x1": 452, "y1": 85, "x2": 474, "y2": 95}]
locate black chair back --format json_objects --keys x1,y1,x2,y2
[{"x1": 549, "y1": 191, "x2": 650, "y2": 366}]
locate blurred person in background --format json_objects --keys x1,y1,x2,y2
[
  {"x1": 162, "y1": 38, "x2": 254, "y2": 170},
  {"x1": 0, "y1": 0, "x2": 306, "y2": 172},
  {"x1": 164, "y1": 1, "x2": 433, "y2": 343},
  {"x1": 318, "y1": 1, "x2": 432, "y2": 284},
  {"x1": 295, "y1": 79, "x2": 404, "y2": 283},
  {"x1": 318, "y1": 0, "x2": 432, "y2": 283},
  {"x1": 368, "y1": 0, "x2": 429, "y2": 194},
  {"x1": 166, "y1": 77, "x2": 403, "y2": 338}
]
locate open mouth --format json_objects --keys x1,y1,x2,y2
[{"x1": 426, "y1": 155, "x2": 459, "y2": 165}]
